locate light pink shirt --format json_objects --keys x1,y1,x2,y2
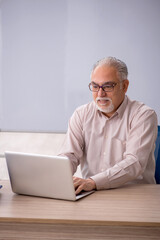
[{"x1": 58, "y1": 96, "x2": 158, "y2": 190}]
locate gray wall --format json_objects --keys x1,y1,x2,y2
[{"x1": 0, "y1": 0, "x2": 160, "y2": 132}]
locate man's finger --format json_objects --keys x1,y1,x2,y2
[
  {"x1": 75, "y1": 185, "x2": 83, "y2": 195},
  {"x1": 73, "y1": 177, "x2": 82, "y2": 188}
]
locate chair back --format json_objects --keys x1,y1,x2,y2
[{"x1": 155, "y1": 126, "x2": 160, "y2": 184}]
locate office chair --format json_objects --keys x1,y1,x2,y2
[{"x1": 155, "y1": 126, "x2": 160, "y2": 184}]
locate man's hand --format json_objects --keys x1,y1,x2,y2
[{"x1": 73, "y1": 176, "x2": 96, "y2": 195}]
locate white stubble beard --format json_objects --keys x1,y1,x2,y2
[{"x1": 95, "y1": 97, "x2": 114, "y2": 114}]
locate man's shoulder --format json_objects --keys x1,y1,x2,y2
[
  {"x1": 127, "y1": 96, "x2": 157, "y2": 121},
  {"x1": 128, "y1": 97, "x2": 155, "y2": 113}
]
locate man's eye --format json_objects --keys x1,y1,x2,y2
[
  {"x1": 103, "y1": 85, "x2": 113, "y2": 89},
  {"x1": 92, "y1": 85, "x2": 99, "y2": 88}
]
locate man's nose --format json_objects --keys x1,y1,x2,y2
[{"x1": 98, "y1": 87, "x2": 106, "y2": 97}]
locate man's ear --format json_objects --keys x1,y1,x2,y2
[{"x1": 123, "y1": 79, "x2": 129, "y2": 93}]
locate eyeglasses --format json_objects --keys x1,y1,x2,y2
[{"x1": 88, "y1": 82, "x2": 118, "y2": 92}]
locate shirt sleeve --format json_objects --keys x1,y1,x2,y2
[
  {"x1": 58, "y1": 109, "x2": 84, "y2": 175},
  {"x1": 91, "y1": 109, "x2": 158, "y2": 190}
]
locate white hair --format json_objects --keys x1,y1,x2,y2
[{"x1": 91, "y1": 57, "x2": 128, "y2": 81}]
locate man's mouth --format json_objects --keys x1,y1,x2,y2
[{"x1": 98, "y1": 99, "x2": 109, "y2": 106}]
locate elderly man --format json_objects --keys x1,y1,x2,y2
[{"x1": 58, "y1": 57, "x2": 157, "y2": 194}]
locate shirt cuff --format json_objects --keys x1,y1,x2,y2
[{"x1": 90, "y1": 172, "x2": 110, "y2": 190}]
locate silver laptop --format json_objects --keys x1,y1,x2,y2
[{"x1": 5, "y1": 151, "x2": 94, "y2": 201}]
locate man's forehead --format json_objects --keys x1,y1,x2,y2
[
  {"x1": 91, "y1": 70, "x2": 119, "y2": 85},
  {"x1": 91, "y1": 81, "x2": 115, "y2": 85}
]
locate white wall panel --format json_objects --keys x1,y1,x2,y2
[{"x1": 0, "y1": 0, "x2": 159, "y2": 132}]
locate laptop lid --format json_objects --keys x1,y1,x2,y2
[{"x1": 5, "y1": 151, "x2": 94, "y2": 201}]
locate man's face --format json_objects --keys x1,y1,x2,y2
[{"x1": 91, "y1": 65, "x2": 129, "y2": 117}]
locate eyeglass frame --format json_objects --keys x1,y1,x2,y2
[{"x1": 88, "y1": 81, "x2": 121, "y2": 92}]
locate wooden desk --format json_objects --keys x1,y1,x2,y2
[{"x1": 0, "y1": 181, "x2": 160, "y2": 239}]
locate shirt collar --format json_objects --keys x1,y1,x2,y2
[{"x1": 116, "y1": 95, "x2": 128, "y2": 118}]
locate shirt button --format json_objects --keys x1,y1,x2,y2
[{"x1": 103, "y1": 152, "x2": 106, "y2": 155}]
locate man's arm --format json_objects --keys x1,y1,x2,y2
[{"x1": 58, "y1": 109, "x2": 84, "y2": 175}]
